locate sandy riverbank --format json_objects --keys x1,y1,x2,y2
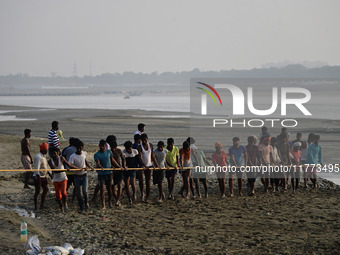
[{"x1": 0, "y1": 105, "x2": 340, "y2": 254}]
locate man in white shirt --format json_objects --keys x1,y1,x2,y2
[
  {"x1": 33, "y1": 143, "x2": 52, "y2": 211},
  {"x1": 69, "y1": 139, "x2": 94, "y2": 211}
]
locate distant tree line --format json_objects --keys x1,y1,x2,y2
[{"x1": 1, "y1": 65, "x2": 340, "y2": 86}]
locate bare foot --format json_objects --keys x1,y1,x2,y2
[{"x1": 221, "y1": 194, "x2": 226, "y2": 199}]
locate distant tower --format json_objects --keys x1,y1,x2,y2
[{"x1": 73, "y1": 61, "x2": 78, "y2": 77}]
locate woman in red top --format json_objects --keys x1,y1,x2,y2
[{"x1": 212, "y1": 141, "x2": 229, "y2": 198}]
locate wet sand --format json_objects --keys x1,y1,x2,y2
[{"x1": 0, "y1": 105, "x2": 340, "y2": 254}]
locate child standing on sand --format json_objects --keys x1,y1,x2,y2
[{"x1": 212, "y1": 141, "x2": 229, "y2": 198}]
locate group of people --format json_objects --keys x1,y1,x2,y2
[{"x1": 20, "y1": 122, "x2": 323, "y2": 213}]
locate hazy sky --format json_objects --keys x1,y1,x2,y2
[{"x1": 1, "y1": 0, "x2": 339, "y2": 76}]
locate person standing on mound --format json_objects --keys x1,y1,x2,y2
[
  {"x1": 21, "y1": 129, "x2": 33, "y2": 189},
  {"x1": 33, "y1": 143, "x2": 52, "y2": 211},
  {"x1": 137, "y1": 133, "x2": 160, "y2": 203}
]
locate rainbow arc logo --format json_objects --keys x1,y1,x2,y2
[{"x1": 196, "y1": 82, "x2": 223, "y2": 106}]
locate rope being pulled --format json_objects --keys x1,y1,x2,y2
[
  {"x1": 0, "y1": 167, "x2": 195, "y2": 172},
  {"x1": 0, "y1": 164, "x2": 308, "y2": 172}
]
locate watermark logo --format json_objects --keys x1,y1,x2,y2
[
  {"x1": 198, "y1": 83, "x2": 312, "y2": 116},
  {"x1": 191, "y1": 79, "x2": 313, "y2": 128},
  {"x1": 196, "y1": 82, "x2": 223, "y2": 114}
]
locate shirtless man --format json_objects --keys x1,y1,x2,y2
[{"x1": 21, "y1": 129, "x2": 33, "y2": 189}]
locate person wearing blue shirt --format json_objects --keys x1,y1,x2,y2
[
  {"x1": 94, "y1": 139, "x2": 119, "y2": 209},
  {"x1": 306, "y1": 134, "x2": 322, "y2": 189},
  {"x1": 229, "y1": 137, "x2": 247, "y2": 197}
]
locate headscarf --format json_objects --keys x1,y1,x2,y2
[{"x1": 39, "y1": 143, "x2": 49, "y2": 151}]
